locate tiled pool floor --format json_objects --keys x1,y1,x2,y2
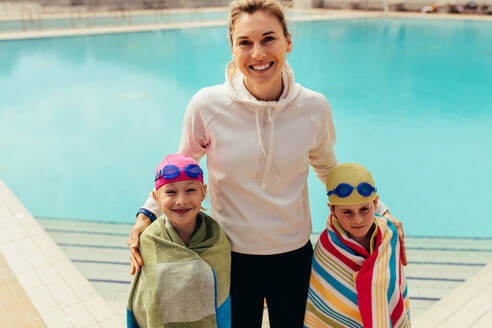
[{"x1": 37, "y1": 217, "x2": 492, "y2": 323}]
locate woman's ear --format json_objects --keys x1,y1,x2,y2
[{"x1": 286, "y1": 33, "x2": 293, "y2": 53}]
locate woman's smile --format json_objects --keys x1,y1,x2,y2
[{"x1": 249, "y1": 61, "x2": 274, "y2": 72}]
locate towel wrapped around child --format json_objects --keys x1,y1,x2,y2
[
  {"x1": 304, "y1": 214, "x2": 410, "y2": 328},
  {"x1": 127, "y1": 212, "x2": 231, "y2": 328}
]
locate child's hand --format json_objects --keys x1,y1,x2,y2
[
  {"x1": 383, "y1": 211, "x2": 407, "y2": 266},
  {"x1": 127, "y1": 213, "x2": 152, "y2": 274}
]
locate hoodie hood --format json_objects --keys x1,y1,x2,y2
[{"x1": 224, "y1": 61, "x2": 302, "y2": 189}]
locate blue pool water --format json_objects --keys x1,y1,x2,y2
[{"x1": 1, "y1": 18, "x2": 491, "y2": 237}]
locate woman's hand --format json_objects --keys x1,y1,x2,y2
[
  {"x1": 127, "y1": 213, "x2": 152, "y2": 274},
  {"x1": 383, "y1": 211, "x2": 407, "y2": 266}
]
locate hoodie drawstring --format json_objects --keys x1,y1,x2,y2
[{"x1": 256, "y1": 107, "x2": 280, "y2": 189}]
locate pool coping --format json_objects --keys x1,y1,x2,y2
[
  {"x1": 1, "y1": 8, "x2": 491, "y2": 41},
  {"x1": 0, "y1": 179, "x2": 124, "y2": 327},
  {"x1": 413, "y1": 260, "x2": 492, "y2": 327}
]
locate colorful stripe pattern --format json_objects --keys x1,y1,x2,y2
[{"x1": 304, "y1": 214, "x2": 410, "y2": 328}]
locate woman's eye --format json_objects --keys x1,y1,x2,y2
[
  {"x1": 343, "y1": 211, "x2": 352, "y2": 215},
  {"x1": 361, "y1": 207, "x2": 369, "y2": 212},
  {"x1": 263, "y1": 36, "x2": 275, "y2": 42},
  {"x1": 165, "y1": 190, "x2": 176, "y2": 194},
  {"x1": 187, "y1": 188, "x2": 196, "y2": 193},
  {"x1": 239, "y1": 40, "x2": 251, "y2": 46}
]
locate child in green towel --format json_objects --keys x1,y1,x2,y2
[{"x1": 127, "y1": 154, "x2": 231, "y2": 328}]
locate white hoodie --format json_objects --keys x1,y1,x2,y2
[{"x1": 142, "y1": 62, "x2": 387, "y2": 254}]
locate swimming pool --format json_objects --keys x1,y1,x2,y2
[{"x1": 1, "y1": 17, "x2": 491, "y2": 237}]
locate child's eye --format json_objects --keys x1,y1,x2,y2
[
  {"x1": 343, "y1": 210, "x2": 352, "y2": 215},
  {"x1": 165, "y1": 190, "x2": 176, "y2": 194},
  {"x1": 361, "y1": 207, "x2": 369, "y2": 212},
  {"x1": 186, "y1": 188, "x2": 197, "y2": 193}
]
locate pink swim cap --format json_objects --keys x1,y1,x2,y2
[{"x1": 154, "y1": 154, "x2": 204, "y2": 191}]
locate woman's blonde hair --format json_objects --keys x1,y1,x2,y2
[{"x1": 228, "y1": 0, "x2": 289, "y2": 46}]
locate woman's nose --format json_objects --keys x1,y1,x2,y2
[{"x1": 251, "y1": 43, "x2": 265, "y2": 58}]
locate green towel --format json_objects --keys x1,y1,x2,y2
[{"x1": 127, "y1": 211, "x2": 231, "y2": 328}]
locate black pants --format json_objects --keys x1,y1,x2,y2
[{"x1": 230, "y1": 241, "x2": 313, "y2": 328}]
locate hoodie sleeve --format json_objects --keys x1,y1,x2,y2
[
  {"x1": 177, "y1": 91, "x2": 210, "y2": 162},
  {"x1": 140, "y1": 92, "x2": 211, "y2": 217},
  {"x1": 309, "y1": 98, "x2": 338, "y2": 184}
]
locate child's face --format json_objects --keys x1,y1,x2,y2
[
  {"x1": 154, "y1": 180, "x2": 206, "y2": 232},
  {"x1": 329, "y1": 199, "x2": 378, "y2": 242}
]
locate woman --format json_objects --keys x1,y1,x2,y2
[{"x1": 128, "y1": 1, "x2": 405, "y2": 327}]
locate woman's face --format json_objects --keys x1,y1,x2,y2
[{"x1": 231, "y1": 10, "x2": 292, "y2": 100}]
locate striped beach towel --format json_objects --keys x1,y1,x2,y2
[
  {"x1": 304, "y1": 214, "x2": 410, "y2": 328},
  {"x1": 127, "y1": 212, "x2": 231, "y2": 328}
]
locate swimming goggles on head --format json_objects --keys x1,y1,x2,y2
[
  {"x1": 154, "y1": 164, "x2": 203, "y2": 181},
  {"x1": 327, "y1": 182, "x2": 376, "y2": 198}
]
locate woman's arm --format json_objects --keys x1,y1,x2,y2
[
  {"x1": 128, "y1": 92, "x2": 209, "y2": 274},
  {"x1": 382, "y1": 210, "x2": 407, "y2": 265}
]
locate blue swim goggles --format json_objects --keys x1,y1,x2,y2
[
  {"x1": 154, "y1": 164, "x2": 203, "y2": 181},
  {"x1": 327, "y1": 182, "x2": 376, "y2": 198}
]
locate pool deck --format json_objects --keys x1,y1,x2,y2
[
  {"x1": 0, "y1": 180, "x2": 123, "y2": 327},
  {"x1": 1, "y1": 8, "x2": 491, "y2": 41},
  {"x1": 2, "y1": 178, "x2": 492, "y2": 327}
]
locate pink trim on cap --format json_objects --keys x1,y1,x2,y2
[{"x1": 154, "y1": 154, "x2": 204, "y2": 191}]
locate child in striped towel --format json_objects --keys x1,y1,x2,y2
[
  {"x1": 127, "y1": 154, "x2": 231, "y2": 328},
  {"x1": 304, "y1": 163, "x2": 410, "y2": 328}
]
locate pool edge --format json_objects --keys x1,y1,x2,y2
[{"x1": 0, "y1": 179, "x2": 124, "y2": 327}]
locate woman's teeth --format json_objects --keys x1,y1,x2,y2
[{"x1": 251, "y1": 62, "x2": 272, "y2": 71}]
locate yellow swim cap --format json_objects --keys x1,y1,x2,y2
[{"x1": 326, "y1": 163, "x2": 377, "y2": 205}]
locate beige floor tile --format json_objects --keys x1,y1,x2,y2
[{"x1": 0, "y1": 253, "x2": 47, "y2": 328}]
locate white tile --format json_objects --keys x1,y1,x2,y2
[
  {"x1": 472, "y1": 309, "x2": 492, "y2": 328},
  {"x1": 47, "y1": 280, "x2": 78, "y2": 304},
  {"x1": 440, "y1": 308, "x2": 479, "y2": 328},
  {"x1": 69, "y1": 277, "x2": 99, "y2": 300},
  {"x1": 0, "y1": 230, "x2": 12, "y2": 242},
  {"x1": 463, "y1": 291, "x2": 492, "y2": 316},
  {"x1": 41, "y1": 308, "x2": 76, "y2": 328},
  {"x1": 0, "y1": 241, "x2": 21, "y2": 259},
  {"x1": 15, "y1": 269, "x2": 44, "y2": 290},
  {"x1": 25, "y1": 284, "x2": 58, "y2": 313},
  {"x1": 4, "y1": 224, "x2": 26, "y2": 239},
  {"x1": 24, "y1": 248, "x2": 50, "y2": 267},
  {"x1": 5, "y1": 255, "x2": 31, "y2": 273},
  {"x1": 62, "y1": 303, "x2": 97, "y2": 328},
  {"x1": 53, "y1": 259, "x2": 82, "y2": 280},
  {"x1": 99, "y1": 315, "x2": 125, "y2": 328},
  {"x1": 15, "y1": 236, "x2": 38, "y2": 253},
  {"x1": 82, "y1": 295, "x2": 114, "y2": 322},
  {"x1": 35, "y1": 264, "x2": 63, "y2": 285}
]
